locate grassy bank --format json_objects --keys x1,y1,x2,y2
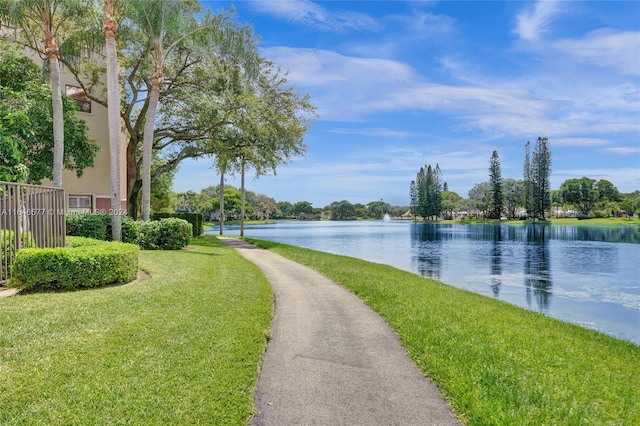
[
  {"x1": 247, "y1": 238, "x2": 640, "y2": 425},
  {"x1": 0, "y1": 236, "x2": 273, "y2": 425},
  {"x1": 438, "y1": 217, "x2": 639, "y2": 226}
]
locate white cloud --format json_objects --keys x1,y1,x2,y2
[
  {"x1": 552, "y1": 29, "x2": 640, "y2": 76},
  {"x1": 514, "y1": 0, "x2": 562, "y2": 41},
  {"x1": 603, "y1": 147, "x2": 640, "y2": 156},
  {"x1": 387, "y1": 11, "x2": 455, "y2": 40},
  {"x1": 329, "y1": 128, "x2": 419, "y2": 138},
  {"x1": 249, "y1": 0, "x2": 378, "y2": 32},
  {"x1": 553, "y1": 138, "x2": 609, "y2": 147},
  {"x1": 264, "y1": 45, "x2": 639, "y2": 138}
]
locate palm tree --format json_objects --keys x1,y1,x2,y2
[
  {"x1": 103, "y1": 0, "x2": 122, "y2": 239},
  {"x1": 0, "y1": 0, "x2": 87, "y2": 188},
  {"x1": 127, "y1": 0, "x2": 197, "y2": 220}
]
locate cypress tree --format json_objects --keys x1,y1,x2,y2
[{"x1": 489, "y1": 150, "x2": 503, "y2": 219}]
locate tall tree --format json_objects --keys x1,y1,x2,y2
[
  {"x1": 104, "y1": 0, "x2": 122, "y2": 239},
  {"x1": 523, "y1": 140, "x2": 532, "y2": 220},
  {"x1": 560, "y1": 177, "x2": 595, "y2": 216},
  {"x1": 0, "y1": 0, "x2": 90, "y2": 188},
  {"x1": 0, "y1": 41, "x2": 97, "y2": 183},
  {"x1": 126, "y1": 0, "x2": 198, "y2": 220},
  {"x1": 63, "y1": 7, "x2": 262, "y2": 218},
  {"x1": 409, "y1": 180, "x2": 418, "y2": 220},
  {"x1": 532, "y1": 137, "x2": 552, "y2": 220},
  {"x1": 210, "y1": 58, "x2": 315, "y2": 234},
  {"x1": 502, "y1": 178, "x2": 524, "y2": 219},
  {"x1": 488, "y1": 150, "x2": 503, "y2": 219},
  {"x1": 412, "y1": 163, "x2": 443, "y2": 221},
  {"x1": 468, "y1": 182, "x2": 492, "y2": 218},
  {"x1": 523, "y1": 137, "x2": 552, "y2": 221}
]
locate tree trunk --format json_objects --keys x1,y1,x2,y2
[
  {"x1": 240, "y1": 160, "x2": 245, "y2": 237},
  {"x1": 126, "y1": 140, "x2": 139, "y2": 219},
  {"x1": 105, "y1": 0, "x2": 122, "y2": 240},
  {"x1": 49, "y1": 53, "x2": 64, "y2": 188},
  {"x1": 219, "y1": 171, "x2": 225, "y2": 236},
  {"x1": 141, "y1": 79, "x2": 160, "y2": 221}
]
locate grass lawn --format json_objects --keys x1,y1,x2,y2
[
  {"x1": 438, "y1": 217, "x2": 639, "y2": 226},
  {"x1": 0, "y1": 235, "x2": 273, "y2": 425},
  {"x1": 247, "y1": 238, "x2": 640, "y2": 426}
]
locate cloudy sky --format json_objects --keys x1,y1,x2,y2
[{"x1": 173, "y1": 0, "x2": 640, "y2": 208}]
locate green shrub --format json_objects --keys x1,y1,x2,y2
[
  {"x1": 9, "y1": 240, "x2": 139, "y2": 291},
  {"x1": 135, "y1": 220, "x2": 161, "y2": 250},
  {"x1": 152, "y1": 212, "x2": 203, "y2": 236},
  {"x1": 66, "y1": 214, "x2": 138, "y2": 244},
  {"x1": 1, "y1": 229, "x2": 36, "y2": 259},
  {"x1": 66, "y1": 214, "x2": 108, "y2": 240},
  {"x1": 65, "y1": 236, "x2": 103, "y2": 248},
  {"x1": 120, "y1": 216, "x2": 138, "y2": 244},
  {"x1": 136, "y1": 218, "x2": 191, "y2": 250}
]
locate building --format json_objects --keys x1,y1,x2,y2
[{"x1": 1, "y1": 22, "x2": 128, "y2": 214}]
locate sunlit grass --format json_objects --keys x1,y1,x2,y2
[
  {"x1": 0, "y1": 235, "x2": 273, "y2": 425},
  {"x1": 248, "y1": 238, "x2": 640, "y2": 425}
]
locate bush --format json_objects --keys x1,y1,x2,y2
[
  {"x1": 152, "y1": 212, "x2": 203, "y2": 236},
  {"x1": 136, "y1": 218, "x2": 191, "y2": 250},
  {"x1": 66, "y1": 236, "x2": 103, "y2": 248},
  {"x1": 66, "y1": 214, "x2": 107, "y2": 240},
  {"x1": 1, "y1": 230, "x2": 37, "y2": 280},
  {"x1": 66, "y1": 214, "x2": 138, "y2": 244},
  {"x1": 9, "y1": 240, "x2": 139, "y2": 291}
]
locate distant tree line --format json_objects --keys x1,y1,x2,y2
[
  {"x1": 170, "y1": 186, "x2": 410, "y2": 221},
  {"x1": 409, "y1": 137, "x2": 639, "y2": 221}
]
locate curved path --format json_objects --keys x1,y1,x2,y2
[{"x1": 220, "y1": 238, "x2": 461, "y2": 426}]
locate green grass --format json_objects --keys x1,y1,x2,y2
[
  {"x1": 550, "y1": 217, "x2": 640, "y2": 225},
  {"x1": 0, "y1": 235, "x2": 273, "y2": 425},
  {"x1": 247, "y1": 238, "x2": 640, "y2": 426}
]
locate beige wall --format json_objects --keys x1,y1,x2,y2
[
  {"x1": 52, "y1": 70, "x2": 128, "y2": 213},
  {"x1": 2, "y1": 21, "x2": 128, "y2": 212}
]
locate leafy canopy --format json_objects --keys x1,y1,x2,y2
[{"x1": 0, "y1": 41, "x2": 98, "y2": 183}]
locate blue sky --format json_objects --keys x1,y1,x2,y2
[{"x1": 172, "y1": 0, "x2": 640, "y2": 208}]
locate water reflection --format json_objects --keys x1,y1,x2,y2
[
  {"x1": 490, "y1": 227, "x2": 502, "y2": 297},
  {"x1": 411, "y1": 224, "x2": 442, "y2": 280},
  {"x1": 524, "y1": 226, "x2": 552, "y2": 312},
  {"x1": 411, "y1": 224, "x2": 554, "y2": 310}
]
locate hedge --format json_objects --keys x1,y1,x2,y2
[
  {"x1": 1, "y1": 229, "x2": 36, "y2": 257},
  {"x1": 136, "y1": 218, "x2": 192, "y2": 250},
  {"x1": 1, "y1": 229, "x2": 36, "y2": 280},
  {"x1": 9, "y1": 239, "x2": 139, "y2": 291},
  {"x1": 152, "y1": 212, "x2": 203, "y2": 236},
  {"x1": 66, "y1": 214, "x2": 137, "y2": 243}
]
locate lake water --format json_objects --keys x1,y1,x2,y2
[{"x1": 211, "y1": 221, "x2": 640, "y2": 345}]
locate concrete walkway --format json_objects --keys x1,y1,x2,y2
[
  {"x1": 220, "y1": 238, "x2": 461, "y2": 426},
  {"x1": 0, "y1": 286, "x2": 19, "y2": 297}
]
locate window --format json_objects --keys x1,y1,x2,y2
[
  {"x1": 65, "y1": 85, "x2": 91, "y2": 113},
  {"x1": 68, "y1": 195, "x2": 92, "y2": 213}
]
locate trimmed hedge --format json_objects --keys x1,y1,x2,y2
[
  {"x1": 1, "y1": 229, "x2": 36, "y2": 280},
  {"x1": 1, "y1": 229, "x2": 36, "y2": 257},
  {"x1": 136, "y1": 218, "x2": 192, "y2": 250},
  {"x1": 66, "y1": 214, "x2": 107, "y2": 240},
  {"x1": 9, "y1": 239, "x2": 139, "y2": 291},
  {"x1": 66, "y1": 214, "x2": 137, "y2": 243},
  {"x1": 152, "y1": 212, "x2": 203, "y2": 236},
  {"x1": 66, "y1": 214, "x2": 192, "y2": 250}
]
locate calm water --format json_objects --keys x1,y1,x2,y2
[{"x1": 212, "y1": 221, "x2": 640, "y2": 344}]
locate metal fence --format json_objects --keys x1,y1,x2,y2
[{"x1": 1, "y1": 181, "x2": 66, "y2": 282}]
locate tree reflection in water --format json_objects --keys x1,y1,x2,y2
[
  {"x1": 411, "y1": 224, "x2": 443, "y2": 280},
  {"x1": 524, "y1": 225, "x2": 552, "y2": 312}
]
